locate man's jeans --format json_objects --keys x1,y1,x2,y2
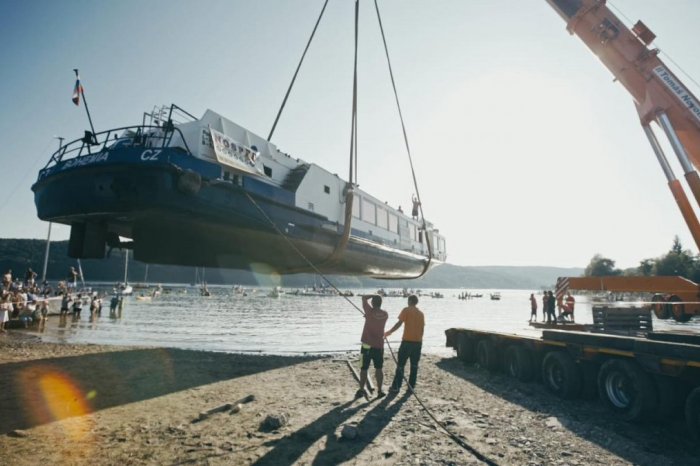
[{"x1": 391, "y1": 341, "x2": 422, "y2": 390}]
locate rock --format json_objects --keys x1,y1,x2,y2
[
  {"x1": 485, "y1": 438, "x2": 497, "y2": 445},
  {"x1": 341, "y1": 424, "x2": 358, "y2": 440},
  {"x1": 8, "y1": 430, "x2": 28, "y2": 438},
  {"x1": 545, "y1": 417, "x2": 563, "y2": 430},
  {"x1": 260, "y1": 413, "x2": 288, "y2": 431},
  {"x1": 230, "y1": 403, "x2": 242, "y2": 414}
]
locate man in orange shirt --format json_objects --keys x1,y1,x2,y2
[{"x1": 385, "y1": 295, "x2": 424, "y2": 393}]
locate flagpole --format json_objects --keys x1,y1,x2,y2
[{"x1": 74, "y1": 68, "x2": 97, "y2": 139}]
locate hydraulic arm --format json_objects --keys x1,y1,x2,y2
[
  {"x1": 547, "y1": 0, "x2": 700, "y2": 250},
  {"x1": 547, "y1": 0, "x2": 700, "y2": 322}
]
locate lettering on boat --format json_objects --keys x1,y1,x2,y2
[{"x1": 209, "y1": 126, "x2": 259, "y2": 174}]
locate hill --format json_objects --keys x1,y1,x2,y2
[{"x1": 0, "y1": 238, "x2": 582, "y2": 289}]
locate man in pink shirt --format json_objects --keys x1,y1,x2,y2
[{"x1": 356, "y1": 295, "x2": 389, "y2": 399}]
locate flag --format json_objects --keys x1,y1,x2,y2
[{"x1": 72, "y1": 69, "x2": 82, "y2": 106}]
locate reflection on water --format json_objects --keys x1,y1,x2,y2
[{"x1": 30, "y1": 287, "x2": 699, "y2": 355}]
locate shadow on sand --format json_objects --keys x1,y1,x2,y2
[
  {"x1": 436, "y1": 357, "x2": 699, "y2": 466},
  {"x1": 0, "y1": 348, "x2": 317, "y2": 434},
  {"x1": 254, "y1": 391, "x2": 411, "y2": 466}
]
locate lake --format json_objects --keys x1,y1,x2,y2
[{"x1": 29, "y1": 286, "x2": 698, "y2": 355}]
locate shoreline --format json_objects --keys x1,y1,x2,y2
[{"x1": 1, "y1": 335, "x2": 698, "y2": 465}]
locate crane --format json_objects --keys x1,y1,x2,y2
[{"x1": 546, "y1": 0, "x2": 700, "y2": 322}]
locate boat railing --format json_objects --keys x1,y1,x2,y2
[{"x1": 42, "y1": 123, "x2": 193, "y2": 170}]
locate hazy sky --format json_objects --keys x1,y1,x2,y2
[{"x1": 2, "y1": 0, "x2": 700, "y2": 269}]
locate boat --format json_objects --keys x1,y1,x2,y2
[
  {"x1": 268, "y1": 286, "x2": 284, "y2": 298},
  {"x1": 33, "y1": 105, "x2": 446, "y2": 278},
  {"x1": 490, "y1": 292, "x2": 501, "y2": 301}
]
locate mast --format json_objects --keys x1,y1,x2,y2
[
  {"x1": 123, "y1": 249, "x2": 129, "y2": 285},
  {"x1": 41, "y1": 222, "x2": 52, "y2": 283}
]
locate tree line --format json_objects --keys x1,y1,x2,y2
[{"x1": 584, "y1": 236, "x2": 700, "y2": 282}]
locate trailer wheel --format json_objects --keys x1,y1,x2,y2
[
  {"x1": 457, "y1": 334, "x2": 476, "y2": 363},
  {"x1": 476, "y1": 339, "x2": 499, "y2": 371},
  {"x1": 668, "y1": 295, "x2": 691, "y2": 323},
  {"x1": 541, "y1": 352, "x2": 581, "y2": 399},
  {"x1": 686, "y1": 387, "x2": 700, "y2": 440},
  {"x1": 651, "y1": 294, "x2": 668, "y2": 320},
  {"x1": 654, "y1": 374, "x2": 687, "y2": 421},
  {"x1": 597, "y1": 359, "x2": 657, "y2": 422},
  {"x1": 505, "y1": 345, "x2": 534, "y2": 382}
]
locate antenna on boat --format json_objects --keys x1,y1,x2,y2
[{"x1": 72, "y1": 68, "x2": 98, "y2": 143}]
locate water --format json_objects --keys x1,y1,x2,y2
[{"x1": 30, "y1": 287, "x2": 698, "y2": 355}]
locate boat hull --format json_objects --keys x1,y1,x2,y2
[{"x1": 33, "y1": 149, "x2": 432, "y2": 278}]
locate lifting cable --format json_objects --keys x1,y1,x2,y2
[
  {"x1": 373, "y1": 0, "x2": 432, "y2": 279},
  {"x1": 267, "y1": 0, "x2": 330, "y2": 142},
  {"x1": 244, "y1": 189, "x2": 498, "y2": 466},
  {"x1": 252, "y1": 2, "x2": 496, "y2": 462}
]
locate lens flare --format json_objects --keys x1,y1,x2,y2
[{"x1": 17, "y1": 365, "x2": 95, "y2": 445}]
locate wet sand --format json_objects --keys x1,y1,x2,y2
[{"x1": 0, "y1": 332, "x2": 698, "y2": 465}]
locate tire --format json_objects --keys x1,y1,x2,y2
[
  {"x1": 177, "y1": 170, "x2": 202, "y2": 195},
  {"x1": 668, "y1": 295, "x2": 691, "y2": 323},
  {"x1": 541, "y1": 352, "x2": 581, "y2": 399},
  {"x1": 651, "y1": 294, "x2": 668, "y2": 320},
  {"x1": 505, "y1": 345, "x2": 534, "y2": 382},
  {"x1": 654, "y1": 374, "x2": 687, "y2": 421},
  {"x1": 457, "y1": 334, "x2": 476, "y2": 363},
  {"x1": 597, "y1": 359, "x2": 658, "y2": 422},
  {"x1": 686, "y1": 387, "x2": 700, "y2": 440},
  {"x1": 476, "y1": 339, "x2": 499, "y2": 371}
]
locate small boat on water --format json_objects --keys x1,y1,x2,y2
[
  {"x1": 490, "y1": 292, "x2": 501, "y2": 301},
  {"x1": 33, "y1": 105, "x2": 446, "y2": 278}
]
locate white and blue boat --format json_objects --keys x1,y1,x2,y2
[{"x1": 33, "y1": 105, "x2": 446, "y2": 278}]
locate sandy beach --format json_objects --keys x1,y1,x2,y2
[{"x1": 0, "y1": 332, "x2": 698, "y2": 465}]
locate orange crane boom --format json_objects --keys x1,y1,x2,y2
[
  {"x1": 546, "y1": 0, "x2": 700, "y2": 322},
  {"x1": 546, "y1": 0, "x2": 700, "y2": 250}
]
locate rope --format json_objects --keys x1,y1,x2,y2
[
  {"x1": 384, "y1": 338, "x2": 499, "y2": 466},
  {"x1": 243, "y1": 190, "x2": 498, "y2": 465},
  {"x1": 373, "y1": 0, "x2": 433, "y2": 279},
  {"x1": 267, "y1": 0, "x2": 330, "y2": 142}
]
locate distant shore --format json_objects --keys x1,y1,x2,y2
[{"x1": 0, "y1": 334, "x2": 697, "y2": 465}]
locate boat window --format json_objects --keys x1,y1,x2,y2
[
  {"x1": 361, "y1": 199, "x2": 375, "y2": 224},
  {"x1": 263, "y1": 165, "x2": 272, "y2": 177},
  {"x1": 308, "y1": 202, "x2": 314, "y2": 212},
  {"x1": 376, "y1": 207, "x2": 388, "y2": 229},
  {"x1": 323, "y1": 185, "x2": 330, "y2": 194},
  {"x1": 352, "y1": 197, "x2": 360, "y2": 218},
  {"x1": 223, "y1": 171, "x2": 231, "y2": 181},
  {"x1": 388, "y1": 213, "x2": 398, "y2": 233}
]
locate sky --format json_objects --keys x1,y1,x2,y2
[{"x1": 2, "y1": 0, "x2": 700, "y2": 269}]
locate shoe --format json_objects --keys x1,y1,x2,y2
[
  {"x1": 377, "y1": 391, "x2": 386, "y2": 399},
  {"x1": 354, "y1": 389, "x2": 366, "y2": 400}
]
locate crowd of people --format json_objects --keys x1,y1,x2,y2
[
  {"x1": 529, "y1": 291, "x2": 575, "y2": 323},
  {"x1": 1, "y1": 266, "x2": 108, "y2": 332}
]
